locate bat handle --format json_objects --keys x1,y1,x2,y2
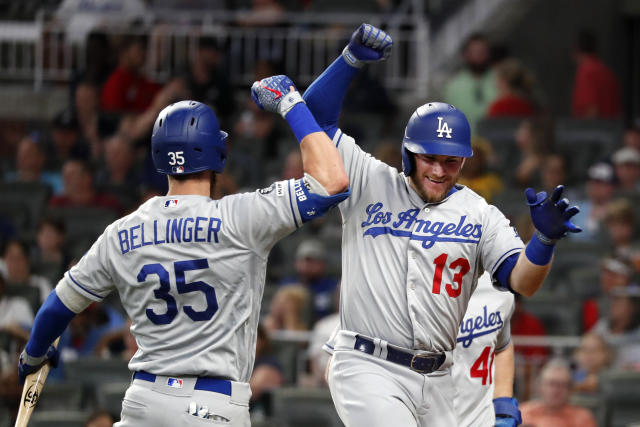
[{"x1": 14, "y1": 337, "x2": 60, "y2": 427}]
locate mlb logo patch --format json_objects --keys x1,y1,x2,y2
[
  {"x1": 173, "y1": 165, "x2": 185, "y2": 173},
  {"x1": 167, "y1": 377, "x2": 183, "y2": 388},
  {"x1": 164, "y1": 199, "x2": 179, "y2": 208}
]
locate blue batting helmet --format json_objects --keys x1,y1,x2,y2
[
  {"x1": 401, "y1": 102, "x2": 472, "y2": 175},
  {"x1": 151, "y1": 100, "x2": 228, "y2": 175}
]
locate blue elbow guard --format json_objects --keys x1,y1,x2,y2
[
  {"x1": 494, "y1": 397, "x2": 522, "y2": 426},
  {"x1": 293, "y1": 178, "x2": 350, "y2": 223},
  {"x1": 494, "y1": 253, "x2": 519, "y2": 291}
]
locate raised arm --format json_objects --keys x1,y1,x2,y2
[
  {"x1": 509, "y1": 185, "x2": 581, "y2": 296},
  {"x1": 303, "y1": 23, "x2": 393, "y2": 139},
  {"x1": 251, "y1": 75, "x2": 348, "y2": 195}
]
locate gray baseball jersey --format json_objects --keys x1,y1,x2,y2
[
  {"x1": 56, "y1": 178, "x2": 316, "y2": 383},
  {"x1": 334, "y1": 129, "x2": 523, "y2": 352},
  {"x1": 453, "y1": 272, "x2": 515, "y2": 427}
]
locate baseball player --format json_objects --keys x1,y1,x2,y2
[
  {"x1": 308, "y1": 24, "x2": 580, "y2": 426},
  {"x1": 17, "y1": 76, "x2": 350, "y2": 427},
  {"x1": 453, "y1": 272, "x2": 519, "y2": 427}
]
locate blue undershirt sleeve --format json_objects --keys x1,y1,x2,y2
[
  {"x1": 25, "y1": 290, "x2": 77, "y2": 357},
  {"x1": 303, "y1": 55, "x2": 360, "y2": 139}
]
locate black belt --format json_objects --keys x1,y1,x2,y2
[
  {"x1": 354, "y1": 335, "x2": 445, "y2": 374},
  {"x1": 133, "y1": 371, "x2": 231, "y2": 396}
]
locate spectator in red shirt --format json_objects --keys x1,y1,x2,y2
[
  {"x1": 571, "y1": 29, "x2": 621, "y2": 119},
  {"x1": 511, "y1": 294, "x2": 549, "y2": 359},
  {"x1": 488, "y1": 58, "x2": 536, "y2": 118},
  {"x1": 49, "y1": 158, "x2": 122, "y2": 214},
  {"x1": 100, "y1": 35, "x2": 160, "y2": 113}
]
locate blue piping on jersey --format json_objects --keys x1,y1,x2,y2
[
  {"x1": 287, "y1": 179, "x2": 299, "y2": 229},
  {"x1": 67, "y1": 271, "x2": 103, "y2": 300},
  {"x1": 335, "y1": 131, "x2": 343, "y2": 148},
  {"x1": 456, "y1": 325, "x2": 503, "y2": 348},
  {"x1": 495, "y1": 338, "x2": 511, "y2": 353},
  {"x1": 363, "y1": 226, "x2": 480, "y2": 249}
]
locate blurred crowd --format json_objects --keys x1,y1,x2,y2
[{"x1": 0, "y1": 2, "x2": 638, "y2": 424}]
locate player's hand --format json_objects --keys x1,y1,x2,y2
[
  {"x1": 525, "y1": 185, "x2": 581, "y2": 243},
  {"x1": 342, "y1": 23, "x2": 393, "y2": 68},
  {"x1": 493, "y1": 397, "x2": 522, "y2": 426},
  {"x1": 18, "y1": 345, "x2": 60, "y2": 384},
  {"x1": 251, "y1": 75, "x2": 305, "y2": 118}
]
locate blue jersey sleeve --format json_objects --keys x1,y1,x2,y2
[{"x1": 25, "y1": 290, "x2": 76, "y2": 357}]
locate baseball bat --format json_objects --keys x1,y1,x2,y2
[{"x1": 14, "y1": 338, "x2": 60, "y2": 427}]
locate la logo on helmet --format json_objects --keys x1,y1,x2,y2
[{"x1": 436, "y1": 117, "x2": 453, "y2": 139}]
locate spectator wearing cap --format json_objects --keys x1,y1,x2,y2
[
  {"x1": 571, "y1": 29, "x2": 621, "y2": 119},
  {"x1": 623, "y1": 126, "x2": 640, "y2": 151},
  {"x1": 604, "y1": 198, "x2": 639, "y2": 261},
  {"x1": 570, "y1": 162, "x2": 616, "y2": 241},
  {"x1": 4, "y1": 132, "x2": 63, "y2": 194},
  {"x1": 278, "y1": 239, "x2": 339, "y2": 325},
  {"x1": 49, "y1": 158, "x2": 122, "y2": 215},
  {"x1": 591, "y1": 286, "x2": 640, "y2": 369},
  {"x1": 50, "y1": 108, "x2": 90, "y2": 170},
  {"x1": 520, "y1": 358, "x2": 598, "y2": 427},
  {"x1": 582, "y1": 256, "x2": 634, "y2": 331},
  {"x1": 611, "y1": 146, "x2": 640, "y2": 195}
]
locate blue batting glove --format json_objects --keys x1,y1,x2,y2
[
  {"x1": 525, "y1": 185, "x2": 581, "y2": 244},
  {"x1": 342, "y1": 23, "x2": 393, "y2": 68},
  {"x1": 18, "y1": 345, "x2": 60, "y2": 384},
  {"x1": 494, "y1": 397, "x2": 522, "y2": 426},
  {"x1": 251, "y1": 75, "x2": 305, "y2": 118}
]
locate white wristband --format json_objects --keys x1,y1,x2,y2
[
  {"x1": 342, "y1": 46, "x2": 364, "y2": 69},
  {"x1": 278, "y1": 91, "x2": 305, "y2": 118}
]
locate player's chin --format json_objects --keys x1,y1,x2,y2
[{"x1": 421, "y1": 178, "x2": 450, "y2": 201}]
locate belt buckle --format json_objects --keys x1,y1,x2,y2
[{"x1": 409, "y1": 353, "x2": 436, "y2": 374}]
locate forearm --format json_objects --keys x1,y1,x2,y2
[
  {"x1": 26, "y1": 290, "x2": 76, "y2": 357},
  {"x1": 493, "y1": 343, "x2": 515, "y2": 398},
  {"x1": 303, "y1": 55, "x2": 360, "y2": 137},
  {"x1": 509, "y1": 250, "x2": 552, "y2": 297},
  {"x1": 286, "y1": 103, "x2": 348, "y2": 195}
]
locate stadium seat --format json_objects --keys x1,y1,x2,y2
[
  {"x1": 570, "y1": 393, "x2": 608, "y2": 427},
  {"x1": 45, "y1": 207, "x2": 118, "y2": 258},
  {"x1": 95, "y1": 382, "x2": 129, "y2": 418},
  {"x1": 28, "y1": 410, "x2": 91, "y2": 427},
  {"x1": 36, "y1": 382, "x2": 85, "y2": 411},
  {"x1": 475, "y1": 117, "x2": 522, "y2": 177},
  {"x1": 4, "y1": 284, "x2": 42, "y2": 314},
  {"x1": 554, "y1": 118, "x2": 623, "y2": 181},
  {"x1": 270, "y1": 340, "x2": 304, "y2": 385},
  {"x1": 63, "y1": 357, "x2": 131, "y2": 386},
  {"x1": 600, "y1": 370, "x2": 640, "y2": 427},
  {"x1": 0, "y1": 182, "x2": 51, "y2": 233},
  {"x1": 270, "y1": 387, "x2": 343, "y2": 427},
  {"x1": 522, "y1": 295, "x2": 582, "y2": 335}
]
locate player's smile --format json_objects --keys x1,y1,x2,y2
[{"x1": 410, "y1": 153, "x2": 464, "y2": 202}]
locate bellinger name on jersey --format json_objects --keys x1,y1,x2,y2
[
  {"x1": 118, "y1": 216, "x2": 222, "y2": 255},
  {"x1": 360, "y1": 202, "x2": 483, "y2": 248}
]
